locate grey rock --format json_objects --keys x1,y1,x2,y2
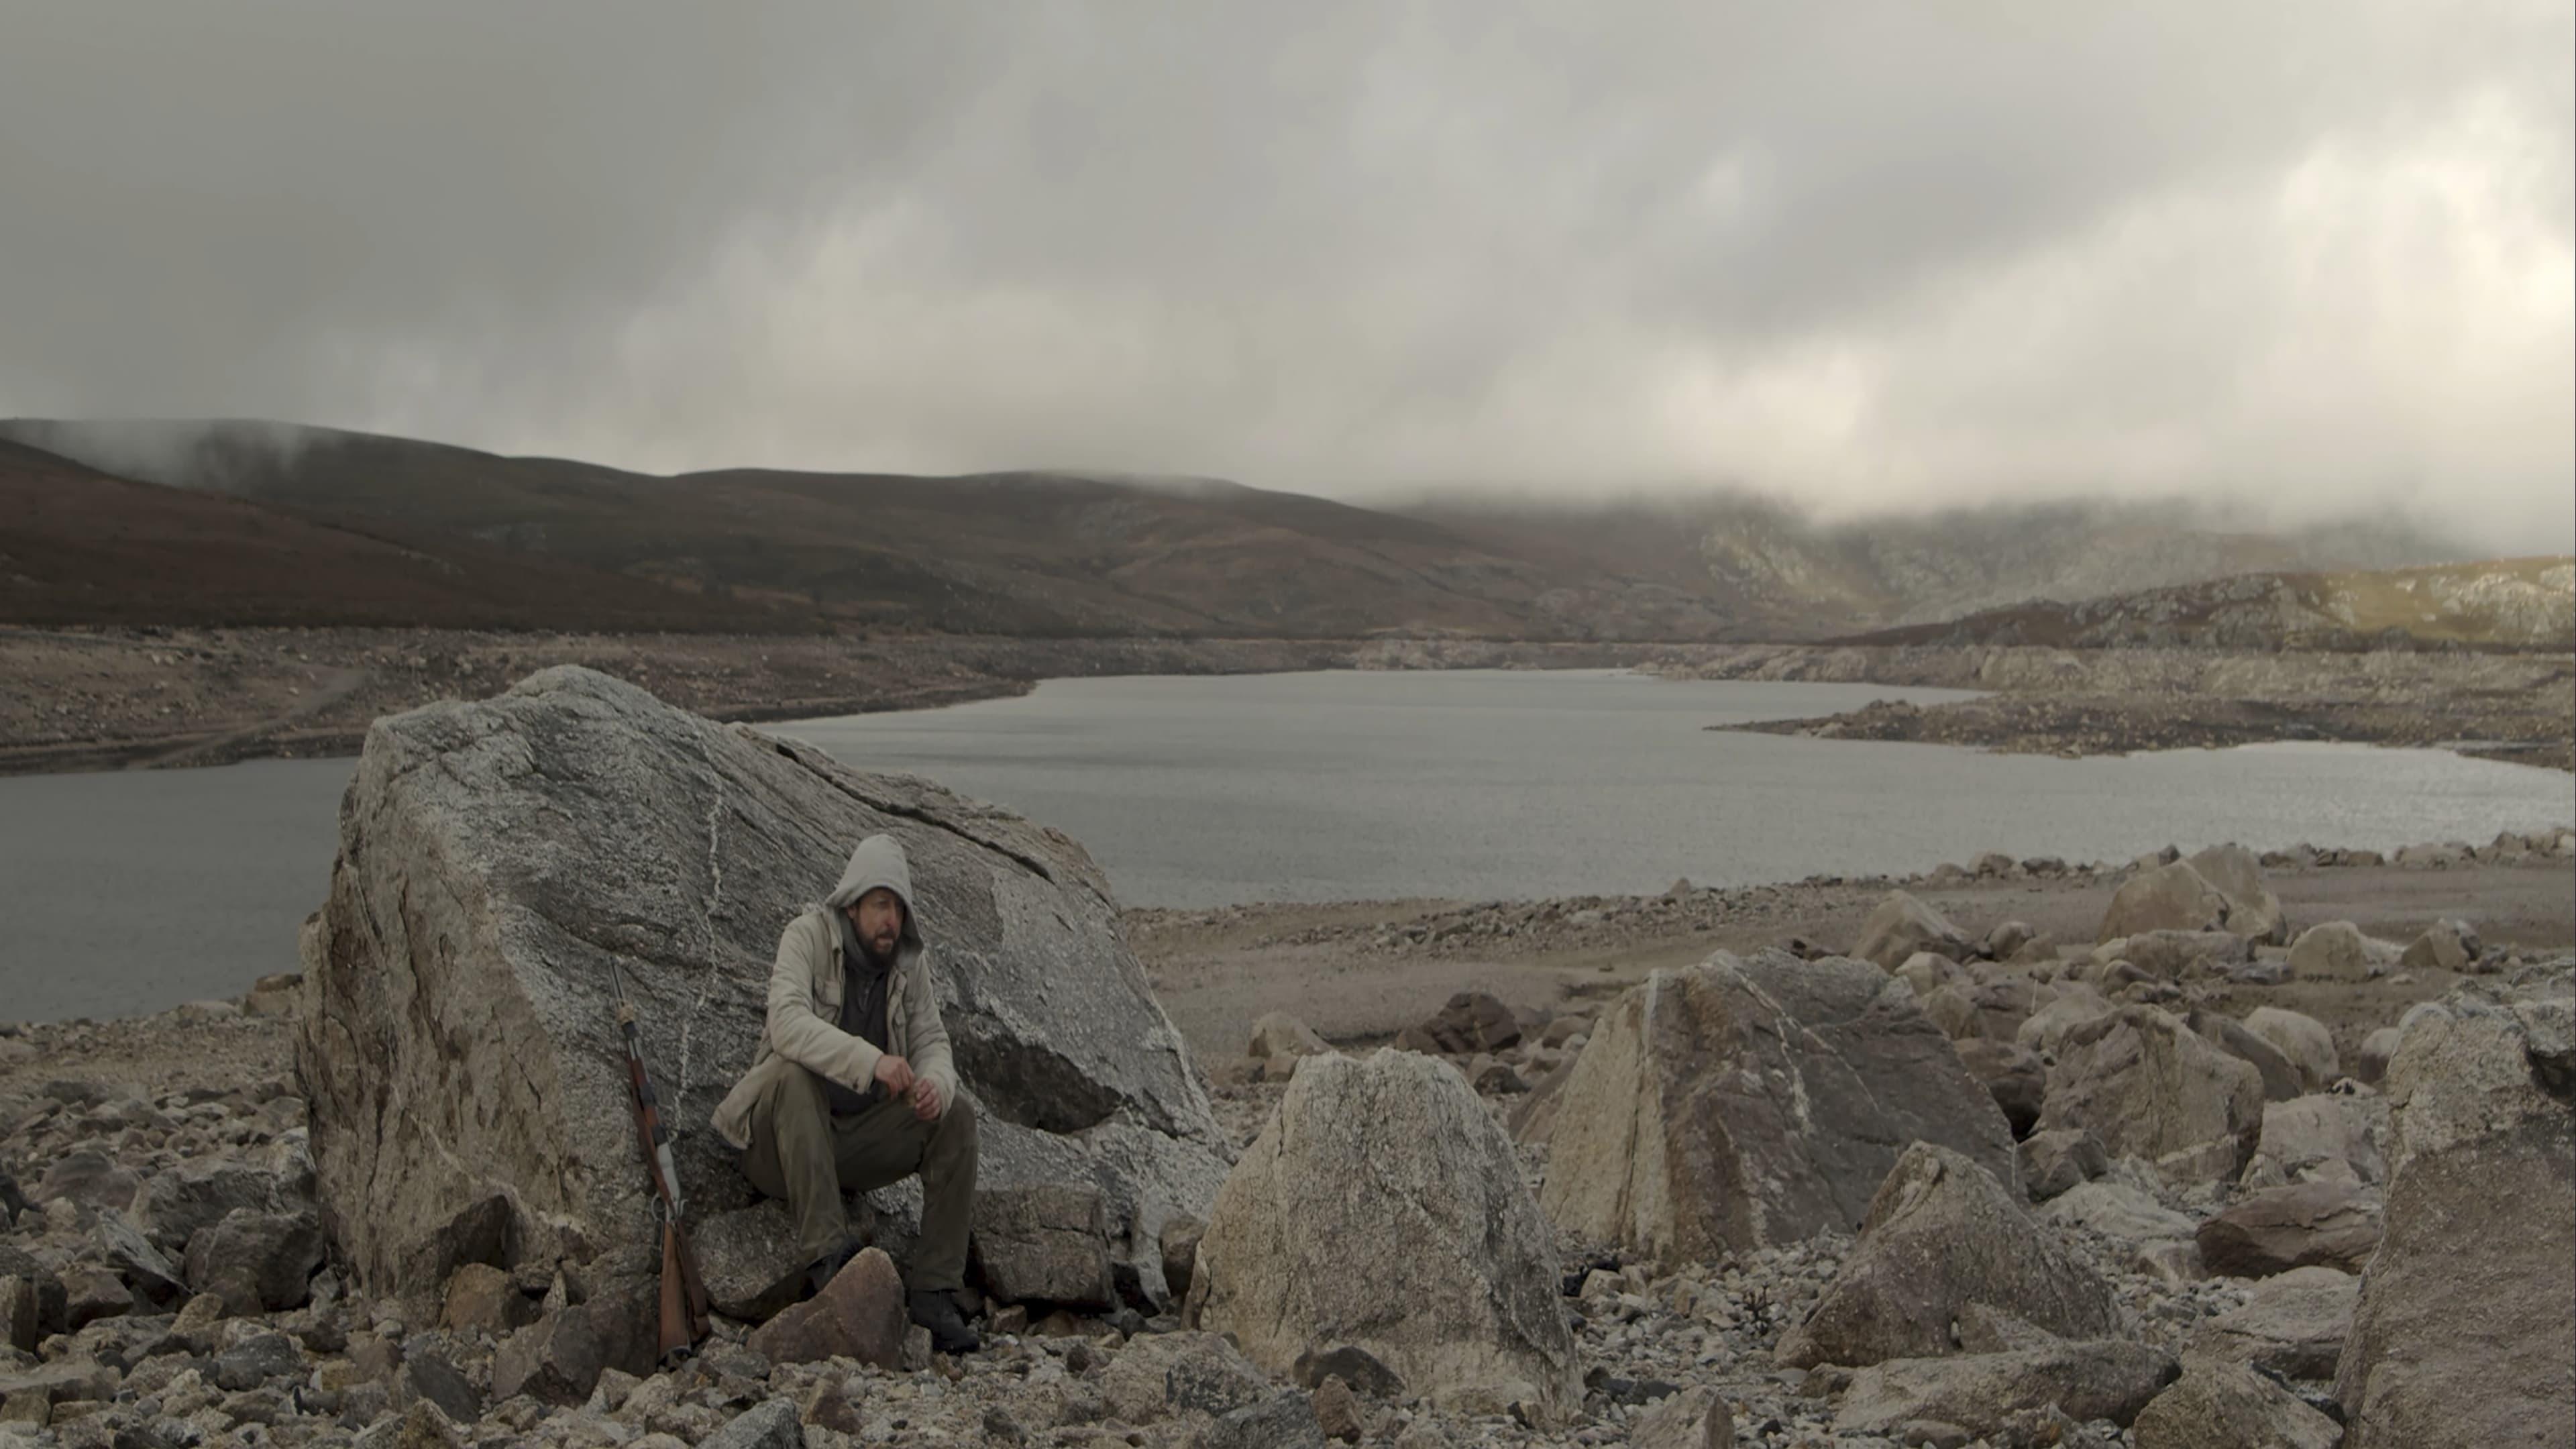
[
  {"x1": 971, "y1": 1184, "x2": 1114, "y2": 1309},
  {"x1": 1409, "y1": 991, "x2": 1521, "y2": 1055},
  {"x1": 211, "y1": 1332, "x2": 305, "y2": 1391},
  {"x1": 2399, "y1": 919, "x2": 2481, "y2": 973},
  {"x1": 2247, "y1": 1093, "x2": 2387, "y2": 1187},
  {"x1": 2289, "y1": 922, "x2": 2400, "y2": 982},
  {"x1": 1197, "y1": 1389, "x2": 1327, "y2": 1449},
  {"x1": 2037, "y1": 1008, "x2": 2262, "y2": 1184},
  {"x1": 1851, "y1": 892, "x2": 1976, "y2": 971},
  {"x1": 1102, "y1": 1332, "x2": 1265, "y2": 1424},
  {"x1": 1953, "y1": 1302, "x2": 2066, "y2": 1354},
  {"x1": 1630, "y1": 1385, "x2": 1736, "y2": 1448},
  {"x1": 2184, "y1": 1266, "x2": 2355, "y2": 1380},
  {"x1": 491, "y1": 1305, "x2": 608, "y2": 1405},
  {"x1": 2133, "y1": 1359, "x2": 2339, "y2": 1449},
  {"x1": 1246, "y1": 1013, "x2": 1330, "y2": 1059},
  {"x1": 392, "y1": 1350, "x2": 482, "y2": 1425},
  {"x1": 744, "y1": 1245, "x2": 906, "y2": 1370},
  {"x1": 2183, "y1": 843, "x2": 2288, "y2": 945},
  {"x1": 294, "y1": 667, "x2": 1229, "y2": 1311},
  {"x1": 2097, "y1": 863, "x2": 2230, "y2": 942},
  {"x1": 135, "y1": 1161, "x2": 290, "y2": 1255},
  {"x1": 1158, "y1": 1215, "x2": 1205, "y2": 1307},
  {"x1": 1835, "y1": 1341, "x2": 2178, "y2": 1436},
  {"x1": 700, "y1": 1398, "x2": 804, "y2": 1449},
  {"x1": 2121, "y1": 930, "x2": 2248, "y2": 981},
  {"x1": 2354, "y1": 1026, "x2": 2403, "y2": 1084},
  {"x1": 2335, "y1": 974, "x2": 2575, "y2": 1448},
  {"x1": 32, "y1": 1151, "x2": 140, "y2": 1214},
  {"x1": 2241, "y1": 1008, "x2": 2339, "y2": 1093},
  {"x1": 1777, "y1": 1143, "x2": 2124, "y2": 1368},
  {"x1": 2186, "y1": 1010, "x2": 2304, "y2": 1104},
  {"x1": 59, "y1": 1265, "x2": 131, "y2": 1328},
  {"x1": 2041, "y1": 1179, "x2": 2196, "y2": 1244},
  {"x1": 2198, "y1": 1181, "x2": 2382, "y2": 1277},
  {"x1": 0, "y1": 1277, "x2": 38, "y2": 1354},
  {"x1": 93, "y1": 1214, "x2": 188, "y2": 1304},
  {"x1": 692, "y1": 1203, "x2": 806, "y2": 1322},
  {"x1": 2017, "y1": 1130, "x2": 2109, "y2": 1203},
  {"x1": 1544, "y1": 950, "x2": 2016, "y2": 1261},
  {"x1": 182, "y1": 1210, "x2": 323, "y2": 1313},
  {"x1": 1189, "y1": 1051, "x2": 1579, "y2": 1424},
  {"x1": 1953, "y1": 1038, "x2": 2045, "y2": 1138},
  {"x1": 1291, "y1": 1345, "x2": 1405, "y2": 1400}
]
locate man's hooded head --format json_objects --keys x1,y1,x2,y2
[{"x1": 825, "y1": 833, "x2": 923, "y2": 963}]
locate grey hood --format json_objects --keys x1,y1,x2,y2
[{"x1": 823, "y1": 833, "x2": 925, "y2": 955}]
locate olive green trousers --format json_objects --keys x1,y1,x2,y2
[{"x1": 737, "y1": 1063, "x2": 977, "y2": 1291}]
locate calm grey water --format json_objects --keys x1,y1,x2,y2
[{"x1": 3, "y1": 670, "x2": 2570, "y2": 1023}]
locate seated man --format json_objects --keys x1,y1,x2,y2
[{"x1": 711, "y1": 833, "x2": 980, "y2": 1352}]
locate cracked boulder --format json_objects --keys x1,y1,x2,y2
[
  {"x1": 295, "y1": 666, "x2": 1231, "y2": 1312},
  {"x1": 1541, "y1": 949, "x2": 2017, "y2": 1260}
]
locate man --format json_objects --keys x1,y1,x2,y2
[{"x1": 710, "y1": 833, "x2": 981, "y2": 1353}]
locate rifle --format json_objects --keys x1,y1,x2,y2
[{"x1": 609, "y1": 960, "x2": 712, "y2": 1362}]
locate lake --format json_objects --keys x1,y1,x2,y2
[{"x1": 3, "y1": 669, "x2": 2569, "y2": 1022}]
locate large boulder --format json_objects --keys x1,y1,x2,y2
[
  {"x1": 2184, "y1": 1010, "x2": 2302, "y2": 1104},
  {"x1": 2398, "y1": 919, "x2": 2481, "y2": 973},
  {"x1": 2015, "y1": 985, "x2": 2116, "y2": 1057},
  {"x1": 1185, "y1": 1051, "x2": 1580, "y2": 1424},
  {"x1": 2097, "y1": 863, "x2": 2230, "y2": 943},
  {"x1": 2035, "y1": 1008, "x2": 2262, "y2": 1185},
  {"x1": 1776, "y1": 1143, "x2": 2124, "y2": 1368},
  {"x1": 2334, "y1": 972, "x2": 2575, "y2": 1448},
  {"x1": 2242, "y1": 1008, "x2": 2338, "y2": 1093},
  {"x1": 1850, "y1": 893, "x2": 1976, "y2": 972},
  {"x1": 294, "y1": 667, "x2": 1232, "y2": 1310},
  {"x1": 2183, "y1": 843, "x2": 2288, "y2": 945},
  {"x1": 1542, "y1": 950, "x2": 2016, "y2": 1261}
]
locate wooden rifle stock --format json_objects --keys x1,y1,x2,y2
[{"x1": 611, "y1": 963, "x2": 712, "y2": 1362}]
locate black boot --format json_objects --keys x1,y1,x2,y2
[
  {"x1": 907, "y1": 1287, "x2": 981, "y2": 1354},
  {"x1": 802, "y1": 1240, "x2": 859, "y2": 1301}
]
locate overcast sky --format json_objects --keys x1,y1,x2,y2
[{"x1": 2, "y1": 3, "x2": 2568, "y2": 549}]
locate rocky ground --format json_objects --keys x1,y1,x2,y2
[
  {"x1": 1644, "y1": 643, "x2": 2576, "y2": 771},
  {"x1": 5, "y1": 827, "x2": 2570, "y2": 1448}
]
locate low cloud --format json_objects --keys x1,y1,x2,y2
[{"x1": 1, "y1": 2, "x2": 2566, "y2": 553}]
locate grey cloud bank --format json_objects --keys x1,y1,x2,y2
[{"x1": 1, "y1": 1, "x2": 2567, "y2": 553}]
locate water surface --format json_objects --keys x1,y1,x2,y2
[{"x1": 3, "y1": 669, "x2": 2569, "y2": 1022}]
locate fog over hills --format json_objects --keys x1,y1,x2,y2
[{"x1": 0, "y1": 417, "x2": 2498, "y2": 641}]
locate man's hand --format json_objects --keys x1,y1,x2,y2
[
  {"x1": 908, "y1": 1076, "x2": 944, "y2": 1122},
  {"x1": 872, "y1": 1054, "x2": 916, "y2": 1097}
]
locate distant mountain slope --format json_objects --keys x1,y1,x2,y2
[
  {"x1": 1, "y1": 418, "x2": 2484, "y2": 640},
  {"x1": 1409, "y1": 496, "x2": 2461, "y2": 637},
  {"x1": 1845, "y1": 557, "x2": 2576, "y2": 652},
  {"x1": 0, "y1": 439, "x2": 801, "y2": 631}
]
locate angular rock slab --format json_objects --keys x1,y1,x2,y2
[
  {"x1": 1850, "y1": 893, "x2": 1975, "y2": 972},
  {"x1": 1543, "y1": 950, "x2": 2017, "y2": 1261},
  {"x1": 2133, "y1": 1360, "x2": 2339, "y2": 1449},
  {"x1": 294, "y1": 666, "x2": 1230, "y2": 1304},
  {"x1": 1776, "y1": 1143, "x2": 2123, "y2": 1369},
  {"x1": 2196, "y1": 1180, "x2": 2381, "y2": 1277},
  {"x1": 1186, "y1": 1051, "x2": 1579, "y2": 1424},
  {"x1": 2334, "y1": 973, "x2": 2575, "y2": 1448},
  {"x1": 2183, "y1": 843, "x2": 2287, "y2": 945},
  {"x1": 1833, "y1": 1342, "x2": 2178, "y2": 1438},
  {"x1": 2036, "y1": 1008, "x2": 2261, "y2": 1185}
]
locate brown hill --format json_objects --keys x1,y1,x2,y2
[
  {"x1": 1844, "y1": 558, "x2": 2576, "y2": 652},
  {"x1": 0, "y1": 439, "x2": 800, "y2": 631}
]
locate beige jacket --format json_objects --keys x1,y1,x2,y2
[{"x1": 710, "y1": 835, "x2": 961, "y2": 1149}]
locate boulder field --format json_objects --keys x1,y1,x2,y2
[{"x1": 1, "y1": 669, "x2": 2567, "y2": 1448}]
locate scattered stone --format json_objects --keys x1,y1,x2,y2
[
  {"x1": 1293, "y1": 1344, "x2": 1405, "y2": 1401},
  {"x1": 2037, "y1": 1008, "x2": 2262, "y2": 1184},
  {"x1": 746, "y1": 1245, "x2": 907, "y2": 1370},
  {"x1": 1102, "y1": 1332, "x2": 1268, "y2": 1422},
  {"x1": 1310, "y1": 1375, "x2": 1364, "y2": 1442},
  {"x1": 2132, "y1": 1358, "x2": 2339, "y2": 1449},
  {"x1": 1199, "y1": 1389, "x2": 1329, "y2": 1449},
  {"x1": 1188, "y1": 1050, "x2": 1579, "y2": 1423},
  {"x1": 492, "y1": 1305, "x2": 610, "y2": 1406},
  {"x1": 1246, "y1": 1012, "x2": 1331, "y2": 1059},
  {"x1": 1776, "y1": 1143, "x2": 2124, "y2": 1368},
  {"x1": 1630, "y1": 1385, "x2": 1736, "y2": 1448},
  {"x1": 211, "y1": 1331, "x2": 305, "y2": 1391},
  {"x1": 2098, "y1": 862, "x2": 2230, "y2": 942},
  {"x1": 94, "y1": 1212, "x2": 189, "y2": 1303},
  {"x1": 1851, "y1": 892, "x2": 1976, "y2": 971},
  {"x1": 1544, "y1": 949, "x2": 2016, "y2": 1261},
  {"x1": 438, "y1": 1262, "x2": 532, "y2": 1336},
  {"x1": 2399, "y1": 919, "x2": 2481, "y2": 973},
  {"x1": 699, "y1": 1397, "x2": 804, "y2": 1449},
  {"x1": 1833, "y1": 1341, "x2": 2178, "y2": 1437},
  {"x1": 58, "y1": 1266, "x2": 131, "y2": 1329}
]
